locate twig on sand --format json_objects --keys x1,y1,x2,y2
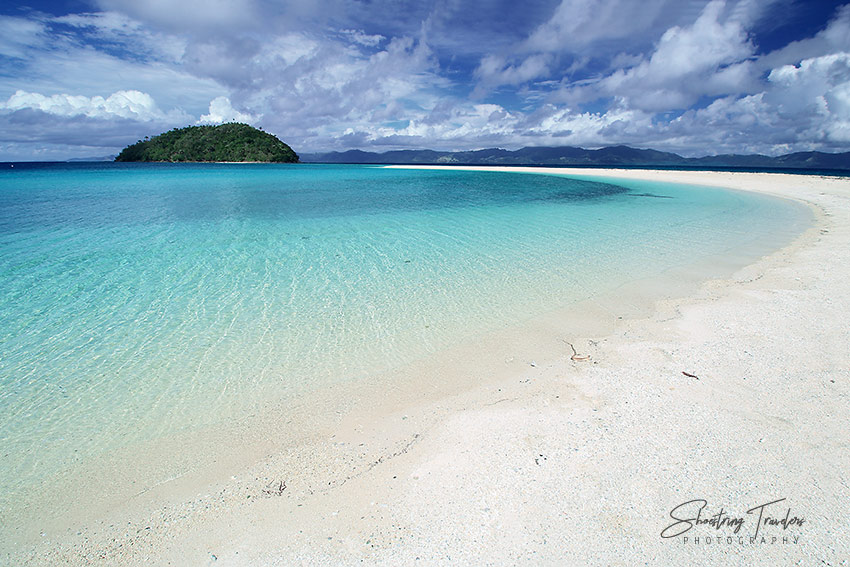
[
  {"x1": 682, "y1": 371, "x2": 699, "y2": 380},
  {"x1": 262, "y1": 479, "x2": 287, "y2": 496},
  {"x1": 563, "y1": 340, "x2": 591, "y2": 361}
]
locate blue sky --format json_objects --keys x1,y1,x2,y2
[{"x1": 1, "y1": 0, "x2": 849, "y2": 160}]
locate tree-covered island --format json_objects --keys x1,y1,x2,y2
[{"x1": 115, "y1": 123, "x2": 299, "y2": 163}]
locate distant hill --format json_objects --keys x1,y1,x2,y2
[
  {"x1": 301, "y1": 145, "x2": 850, "y2": 170},
  {"x1": 115, "y1": 123, "x2": 299, "y2": 163}
]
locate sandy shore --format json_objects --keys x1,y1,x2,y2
[{"x1": 8, "y1": 168, "x2": 849, "y2": 566}]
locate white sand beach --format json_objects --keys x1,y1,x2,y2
[{"x1": 9, "y1": 168, "x2": 850, "y2": 566}]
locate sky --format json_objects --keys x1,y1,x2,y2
[{"x1": 1, "y1": 0, "x2": 849, "y2": 160}]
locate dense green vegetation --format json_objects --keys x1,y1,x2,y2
[{"x1": 115, "y1": 123, "x2": 299, "y2": 163}]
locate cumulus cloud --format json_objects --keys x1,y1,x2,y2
[
  {"x1": 537, "y1": 51, "x2": 850, "y2": 156},
  {"x1": 553, "y1": 0, "x2": 759, "y2": 111},
  {"x1": 766, "y1": 52, "x2": 850, "y2": 142},
  {"x1": 198, "y1": 96, "x2": 257, "y2": 124},
  {"x1": 0, "y1": 12, "x2": 221, "y2": 118},
  {"x1": 1, "y1": 89, "x2": 188, "y2": 122},
  {"x1": 471, "y1": 0, "x2": 760, "y2": 99},
  {"x1": 303, "y1": 99, "x2": 659, "y2": 153},
  {"x1": 224, "y1": 31, "x2": 446, "y2": 150}
]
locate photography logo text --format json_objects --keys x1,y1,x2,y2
[{"x1": 661, "y1": 498, "x2": 805, "y2": 545}]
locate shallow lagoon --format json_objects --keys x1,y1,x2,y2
[{"x1": 0, "y1": 163, "x2": 810, "y2": 512}]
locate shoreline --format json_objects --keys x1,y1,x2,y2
[{"x1": 7, "y1": 168, "x2": 849, "y2": 565}]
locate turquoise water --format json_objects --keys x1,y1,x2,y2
[{"x1": 0, "y1": 163, "x2": 809, "y2": 503}]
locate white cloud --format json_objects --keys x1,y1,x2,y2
[
  {"x1": 94, "y1": 0, "x2": 261, "y2": 32},
  {"x1": 473, "y1": 54, "x2": 552, "y2": 94},
  {"x1": 257, "y1": 34, "x2": 320, "y2": 68},
  {"x1": 641, "y1": 1, "x2": 751, "y2": 80},
  {"x1": 0, "y1": 16, "x2": 47, "y2": 58},
  {"x1": 471, "y1": 0, "x2": 679, "y2": 93},
  {"x1": 300, "y1": 99, "x2": 658, "y2": 153},
  {"x1": 527, "y1": 105, "x2": 654, "y2": 143},
  {"x1": 472, "y1": 0, "x2": 762, "y2": 100},
  {"x1": 0, "y1": 13, "x2": 223, "y2": 118},
  {"x1": 760, "y1": 4, "x2": 850, "y2": 69},
  {"x1": 52, "y1": 11, "x2": 187, "y2": 62},
  {"x1": 525, "y1": 0, "x2": 678, "y2": 52},
  {"x1": 354, "y1": 47, "x2": 850, "y2": 156},
  {"x1": 766, "y1": 52, "x2": 850, "y2": 142},
  {"x1": 198, "y1": 96, "x2": 257, "y2": 124},
  {"x1": 1, "y1": 89, "x2": 188, "y2": 122},
  {"x1": 555, "y1": 0, "x2": 758, "y2": 111},
  {"x1": 588, "y1": 51, "x2": 850, "y2": 155},
  {"x1": 230, "y1": 31, "x2": 446, "y2": 144},
  {"x1": 339, "y1": 29, "x2": 385, "y2": 47}
]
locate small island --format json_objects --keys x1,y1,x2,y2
[{"x1": 115, "y1": 123, "x2": 299, "y2": 163}]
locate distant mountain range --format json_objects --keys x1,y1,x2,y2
[
  {"x1": 301, "y1": 145, "x2": 850, "y2": 170},
  {"x1": 67, "y1": 155, "x2": 116, "y2": 162}
]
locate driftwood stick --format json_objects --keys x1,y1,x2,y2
[{"x1": 563, "y1": 340, "x2": 591, "y2": 361}]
